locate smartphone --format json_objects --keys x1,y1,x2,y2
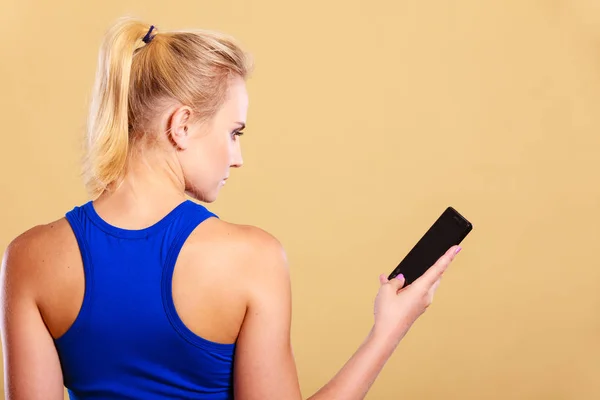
[{"x1": 387, "y1": 206, "x2": 473, "y2": 285}]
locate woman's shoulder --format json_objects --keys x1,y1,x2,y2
[
  {"x1": 2, "y1": 217, "x2": 76, "y2": 292},
  {"x1": 4, "y1": 218, "x2": 73, "y2": 263},
  {"x1": 186, "y1": 217, "x2": 290, "y2": 278},
  {"x1": 192, "y1": 215, "x2": 284, "y2": 252}
]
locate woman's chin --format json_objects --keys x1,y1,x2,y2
[{"x1": 184, "y1": 188, "x2": 218, "y2": 204}]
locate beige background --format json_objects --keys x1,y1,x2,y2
[{"x1": 1, "y1": 0, "x2": 599, "y2": 399}]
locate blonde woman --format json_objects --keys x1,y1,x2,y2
[{"x1": 0, "y1": 18, "x2": 462, "y2": 400}]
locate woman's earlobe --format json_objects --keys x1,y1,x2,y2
[
  {"x1": 170, "y1": 123, "x2": 190, "y2": 149},
  {"x1": 166, "y1": 128, "x2": 185, "y2": 151}
]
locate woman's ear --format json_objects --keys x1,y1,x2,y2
[{"x1": 168, "y1": 105, "x2": 193, "y2": 150}]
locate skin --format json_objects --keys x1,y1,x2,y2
[{"x1": 0, "y1": 75, "x2": 462, "y2": 400}]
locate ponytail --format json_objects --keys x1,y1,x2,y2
[
  {"x1": 82, "y1": 17, "x2": 252, "y2": 197},
  {"x1": 83, "y1": 18, "x2": 154, "y2": 197}
]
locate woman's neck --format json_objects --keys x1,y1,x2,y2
[{"x1": 92, "y1": 148, "x2": 188, "y2": 229}]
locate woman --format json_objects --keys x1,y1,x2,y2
[{"x1": 0, "y1": 17, "x2": 462, "y2": 400}]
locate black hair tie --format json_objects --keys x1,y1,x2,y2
[{"x1": 142, "y1": 25, "x2": 155, "y2": 44}]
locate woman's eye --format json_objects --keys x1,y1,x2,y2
[{"x1": 232, "y1": 130, "x2": 244, "y2": 139}]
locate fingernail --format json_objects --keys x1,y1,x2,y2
[
  {"x1": 455, "y1": 247, "x2": 462, "y2": 255},
  {"x1": 396, "y1": 274, "x2": 404, "y2": 280}
]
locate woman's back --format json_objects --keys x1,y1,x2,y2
[{"x1": 17, "y1": 197, "x2": 276, "y2": 398}]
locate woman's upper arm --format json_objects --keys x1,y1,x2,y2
[
  {"x1": 233, "y1": 230, "x2": 303, "y2": 400},
  {"x1": 0, "y1": 234, "x2": 64, "y2": 400}
]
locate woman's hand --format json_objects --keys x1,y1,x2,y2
[{"x1": 372, "y1": 245, "x2": 462, "y2": 346}]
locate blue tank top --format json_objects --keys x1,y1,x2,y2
[{"x1": 54, "y1": 200, "x2": 236, "y2": 399}]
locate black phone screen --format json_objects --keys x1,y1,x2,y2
[{"x1": 388, "y1": 207, "x2": 473, "y2": 285}]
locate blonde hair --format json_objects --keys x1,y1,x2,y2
[{"x1": 83, "y1": 17, "x2": 253, "y2": 197}]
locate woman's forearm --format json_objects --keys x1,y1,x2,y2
[{"x1": 307, "y1": 326, "x2": 409, "y2": 400}]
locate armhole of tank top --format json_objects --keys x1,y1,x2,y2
[
  {"x1": 161, "y1": 213, "x2": 236, "y2": 355},
  {"x1": 54, "y1": 211, "x2": 94, "y2": 345}
]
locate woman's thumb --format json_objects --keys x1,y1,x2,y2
[
  {"x1": 388, "y1": 274, "x2": 406, "y2": 291},
  {"x1": 380, "y1": 273, "x2": 406, "y2": 291}
]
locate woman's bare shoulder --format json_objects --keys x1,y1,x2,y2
[
  {"x1": 2, "y1": 217, "x2": 76, "y2": 282},
  {"x1": 187, "y1": 217, "x2": 290, "y2": 276}
]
